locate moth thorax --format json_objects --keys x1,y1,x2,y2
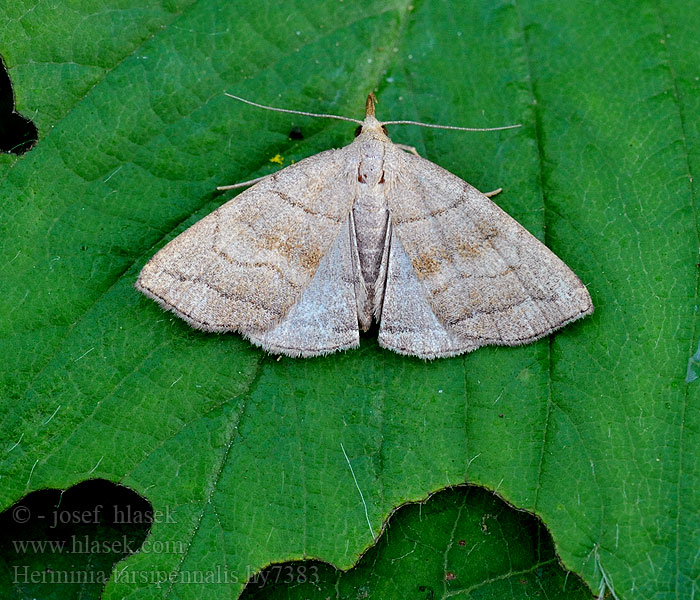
[{"x1": 356, "y1": 140, "x2": 386, "y2": 186}]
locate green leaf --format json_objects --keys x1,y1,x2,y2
[{"x1": 1, "y1": 1, "x2": 697, "y2": 599}]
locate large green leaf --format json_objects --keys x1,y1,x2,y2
[{"x1": 1, "y1": 0, "x2": 697, "y2": 598}]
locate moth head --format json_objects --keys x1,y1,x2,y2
[
  {"x1": 354, "y1": 122, "x2": 389, "y2": 138},
  {"x1": 354, "y1": 93, "x2": 390, "y2": 139}
]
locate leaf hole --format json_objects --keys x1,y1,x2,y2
[
  {"x1": 0, "y1": 479, "x2": 152, "y2": 596},
  {"x1": 288, "y1": 126, "x2": 303, "y2": 140},
  {"x1": 239, "y1": 486, "x2": 593, "y2": 599},
  {"x1": 0, "y1": 53, "x2": 38, "y2": 155}
]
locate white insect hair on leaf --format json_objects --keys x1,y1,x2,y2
[
  {"x1": 136, "y1": 91, "x2": 592, "y2": 359},
  {"x1": 594, "y1": 548, "x2": 620, "y2": 600}
]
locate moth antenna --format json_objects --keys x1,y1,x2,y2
[
  {"x1": 224, "y1": 93, "x2": 363, "y2": 125},
  {"x1": 379, "y1": 119, "x2": 521, "y2": 132}
]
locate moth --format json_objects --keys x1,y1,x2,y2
[{"x1": 136, "y1": 94, "x2": 593, "y2": 358}]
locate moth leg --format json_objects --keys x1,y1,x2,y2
[
  {"x1": 483, "y1": 188, "x2": 502, "y2": 198},
  {"x1": 216, "y1": 173, "x2": 272, "y2": 191},
  {"x1": 395, "y1": 143, "x2": 420, "y2": 157}
]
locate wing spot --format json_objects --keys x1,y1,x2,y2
[
  {"x1": 456, "y1": 240, "x2": 482, "y2": 258},
  {"x1": 411, "y1": 253, "x2": 442, "y2": 277},
  {"x1": 212, "y1": 213, "x2": 310, "y2": 288},
  {"x1": 258, "y1": 232, "x2": 323, "y2": 271},
  {"x1": 210, "y1": 238, "x2": 302, "y2": 291}
]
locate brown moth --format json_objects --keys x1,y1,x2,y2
[{"x1": 136, "y1": 94, "x2": 593, "y2": 358}]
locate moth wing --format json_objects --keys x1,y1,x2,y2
[
  {"x1": 246, "y1": 216, "x2": 360, "y2": 357},
  {"x1": 384, "y1": 148, "x2": 593, "y2": 353},
  {"x1": 378, "y1": 224, "x2": 477, "y2": 358},
  {"x1": 136, "y1": 146, "x2": 358, "y2": 334}
]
